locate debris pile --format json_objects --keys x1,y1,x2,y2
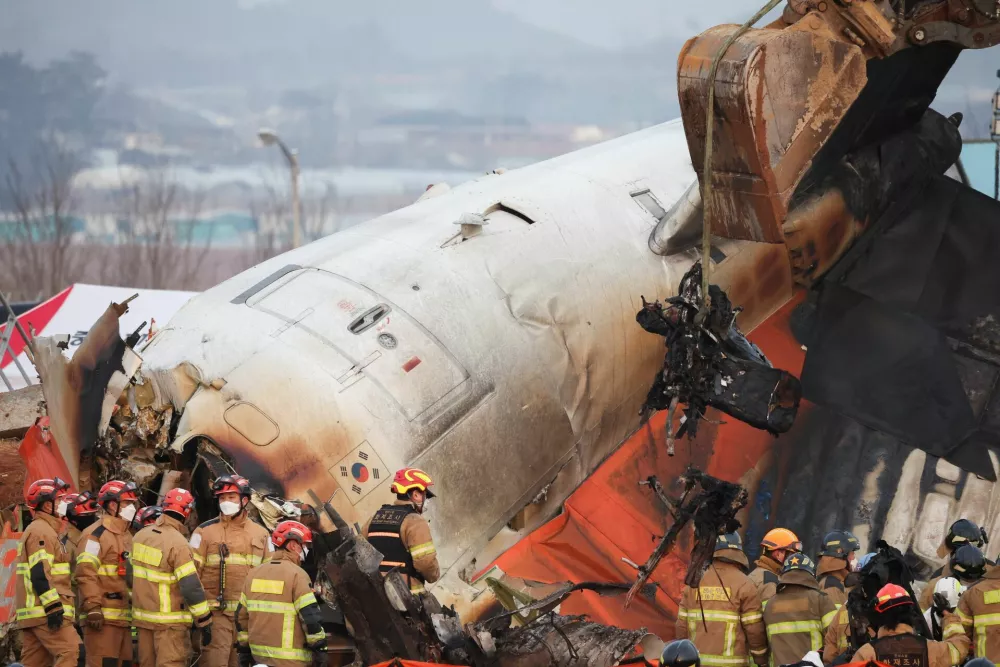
[
  {"x1": 637, "y1": 262, "x2": 801, "y2": 453},
  {"x1": 626, "y1": 466, "x2": 747, "y2": 606}
]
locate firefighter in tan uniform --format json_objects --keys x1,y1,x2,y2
[
  {"x1": 923, "y1": 519, "x2": 986, "y2": 610},
  {"x1": 132, "y1": 487, "x2": 213, "y2": 667},
  {"x1": 957, "y1": 544, "x2": 1000, "y2": 661},
  {"x1": 748, "y1": 528, "x2": 801, "y2": 608},
  {"x1": 235, "y1": 520, "x2": 327, "y2": 667},
  {"x1": 853, "y1": 583, "x2": 969, "y2": 667},
  {"x1": 362, "y1": 468, "x2": 440, "y2": 593},
  {"x1": 816, "y1": 530, "x2": 860, "y2": 610},
  {"x1": 76, "y1": 480, "x2": 139, "y2": 667},
  {"x1": 191, "y1": 474, "x2": 271, "y2": 667},
  {"x1": 61, "y1": 491, "x2": 100, "y2": 568},
  {"x1": 675, "y1": 533, "x2": 770, "y2": 667},
  {"x1": 822, "y1": 551, "x2": 876, "y2": 663},
  {"x1": 15, "y1": 477, "x2": 83, "y2": 667},
  {"x1": 763, "y1": 553, "x2": 838, "y2": 667}
]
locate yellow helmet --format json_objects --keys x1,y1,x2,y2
[{"x1": 391, "y1": 468, "x2": 436, "y2": 498}]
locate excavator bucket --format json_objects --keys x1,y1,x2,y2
[{"x1": 678, "y1": 24, "x2": 867, "y2": 243}]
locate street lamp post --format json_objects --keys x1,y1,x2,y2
[{"x1": 258, "y1": 128, "x2": 302, "y2": 248}]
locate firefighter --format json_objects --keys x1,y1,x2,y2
[
  {"x1": 661, "y1": 639, "x2": 700, "y2": 667},
  {"x1": 15, "y1": 477, "x2": 83, "y2": 667},
  {"x1": 749, "y1": 528, "x2": 802, "y2": 607},
  {"x1": 133, "y1": 506, "x2": 162, "y2": 531},
  {"x1": 75, "y1": 480, "x2": 138, "y2": 667},
  {"x1": 957, "y1": 543, "x2": 1000, "y2": 661},
  {"x1": 235, "y1": 520, "x2": 327, "y2": 667},
  {"x1": 675, "y1": 533, "x2": 770, "y2": 667},
  {"x1": 853, "y1": 583, "x2": 969, "y2": 667},
  {"x1": 817, "y1": 529, "x2": 861, "y2": 610},
  {"x1": 362, "y1": 467, "x2": 440, "y2": 593},
  {"x1": 191, "y1": 474, "x2": 271, "y2": 667},
  {"x1": 61, "y1": 492, "x2": 100, "y2": 564},
  {"x1": 922, "y1": 519, "x2": 987, "y2": 610},
  {"x1": 763, "y1": 553, "x2": 838, "y2": 667},
  {"x1": 132, "y1": 487, "x2": 213, "y2": 667}
]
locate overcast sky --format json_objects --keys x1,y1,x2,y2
[{"x1": 493, "y1": 0, "x2": 784, "y2": 49}]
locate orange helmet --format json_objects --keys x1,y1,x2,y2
[
  {"x1": 271, "y1": 520, "x2": 313, "y2": 549},
  {"x1": 212, "y1": 474, "x2": 251, "y2": 497},
  {"x1": 98, "y1": 480, "x2": 139, "y2": 506},
  {"x1": 25, "y1": 477, "x2": 70, "y2": 510},
  {"x1": 162, "y1": 488, "x2": 196, "y2": 519},
  {"x1": 391, "y1": 468, "x2": 435, "y2": 498},
  {"x1": 874, "y1": 583, "x2": 914, "y2": 613},
  {"x1": 761, "y1": 528, "x2": 802, "y2": 552}
]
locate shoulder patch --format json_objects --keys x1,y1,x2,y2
[
  {"x1": 93, "y1": 525, "x2": 107, "y2": 539},
  {"x1": 189, "y1": 533, "x2": 203, "y2": 549},
  {"x1": 983, "y1": 589, "x2": 1000, "y2": 605},
  {"x1": 199, "y1": 518, "x2": 220, "y2": 529},
  {"x1": 85, "y1": 540, "x2": 101, "y2": 557}
]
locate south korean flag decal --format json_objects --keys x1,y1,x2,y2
[{"x1": 328, "y1": 441, "x2": 388, "y2": 506}]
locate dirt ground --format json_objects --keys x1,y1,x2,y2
[{"x1": 0, "y1": 438, "x2": 25, "y2": 510}]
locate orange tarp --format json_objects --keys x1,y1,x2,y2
[
  {"x1": 18, "y1": 416, "x2": 74, "y2": 495},
  {"x1": 482, "y1": 298, "x2": 808, "y2": 639}
]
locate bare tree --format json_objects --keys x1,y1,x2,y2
[
  {"x1": 302, "y1": 182, "x2": 339, "y2": 242},
  {"x1": 0, "y1": 143, "x2": 83, "y2": 300},
  {"x1": 109, "y1": 168, "x2": 212, "y2": 289}
]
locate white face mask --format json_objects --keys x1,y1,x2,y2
[
  {"x1": 120, "y1": 504, "x2": 137, "y2": 523},
  {"x1": 302, "y1": 546, "x2": 310, "y2": 558},
  {"x1": 56, "y1": 500, "x2": 68, "y2": 517},
  {"x1": 219, "y1": 501, "x2": 241, "y2": 517},
  {"x1": 849, "y1": 557, "x2": 860, "y2": 572}
]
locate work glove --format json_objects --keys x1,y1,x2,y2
[
  {"x1": 933, "y1": 577, "x2": 965, "y2": 611},
  {"x1": 44, "y1": 603, "x2": 64, "y2": 630},
  {"x1": 87, "y1": 609, "x2": 104, "y2": 631},
  {"x1": 200, "y1": 623, "x2": 213, "y2": 648}
]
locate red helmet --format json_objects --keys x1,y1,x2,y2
[
  {"x1": 98, "y1": 480, "x2": 139, "y2": 506},
  {"x1": 874, "y1": 583, "x2": 914, "y2": 613},
  {"x1": 25, "y1": 477, "x2": 70, "y2": 510},
  {"x1": 136, "y1": 506, "x2": 162, "y2": 527},
  {"x1": 271, "y1": 520, "x2": 313, "y2": 549},
  {"x1": 162, "y1": 488, "x2": 196, "y2": 519},
  {"x1": 391, "y1": 468, "x2": 435, "y2": 498},
  {"x1": 212, "y1": 474, "x2": 251, "y2": 497},
  {"x1": 64, "y1": 491, "x2": 99, "y2": 518}
]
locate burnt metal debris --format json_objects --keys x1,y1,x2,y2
[
  {"x1": 637, "y1": 262, "x2": 801, "y2": 453},
  {"x1": 625, "y1": 467, "x2": 747, "y2": 608},
  {"x1": 310, "y1": 497, "x2": 648, "y2": 667}
]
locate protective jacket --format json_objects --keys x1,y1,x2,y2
[
  {"x1": 15, "y1": 511, "x2": 75, "y2": 628},
  {"x1": 236, "y1": 548, "x2": 327, "y2": 667},
  {"x1": 748, "y1": 556, "x2": 781, "y2": 607},
  {"x1": 851, "y1": 615, "x2": 969, "y2": 667},
  {"x1": 762, "y1": 569, "x2": 838, "y2": 667},
  {"x1": 132, "y1": 513, "x2": 212, "y2": 629},
  {"x1": 75, "y1": 513, "x2": 133, "y2": 626},
  {"x1": 823, "y1": 605, "x2": 852, "y2": 663},
  {"x1": 817, "y1": 556, "x2": 850, "y2": 609},
  {"x1": 191, "y1": 510, "x2": 271, "y2": 613},
  {"x1": 363, "y1": 500, "x2": 440, "y2": 592},
  {"x1": 675, "y1": 555, "x2": 770, "y2": 667},
  {"x1": 957, "y1": 565, "x2": 1000, "y2": 660}
]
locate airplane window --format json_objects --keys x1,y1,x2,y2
[{"x1": 631, "y1": 190, "x2": 666, "y2": 222}]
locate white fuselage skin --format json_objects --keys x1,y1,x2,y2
[{"x1": 138, "y1": 119, "x2": 793, "y2": 607}]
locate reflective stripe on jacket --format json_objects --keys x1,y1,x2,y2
[
  {"x1": 191, "y1": 511, "x2": 271, "y2": 614},
  {"x1": 762, "y1": 569, "x2": 838, "y2": 667},
  {"x1": 236, "y1": 549, "x2": 326, "y2": 667},
  {"x1": 362, "y1": 500, "x2": 440, "y2": 592},
  {"x1": 15, "y1": 512, "x2": 76, "y2": 628},
  {"x1": 675, "y1": 558, "x2": 769, "y2": 667},
  {"x1": 132, "y1": 513, "x2": 211, "y2": 628},
  {"x1": 75, "y1": 514, "x2": 133, "y2": 625},
  {"x1": 957, "y1": 566, "x2": 1000, "y2": 661}
]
